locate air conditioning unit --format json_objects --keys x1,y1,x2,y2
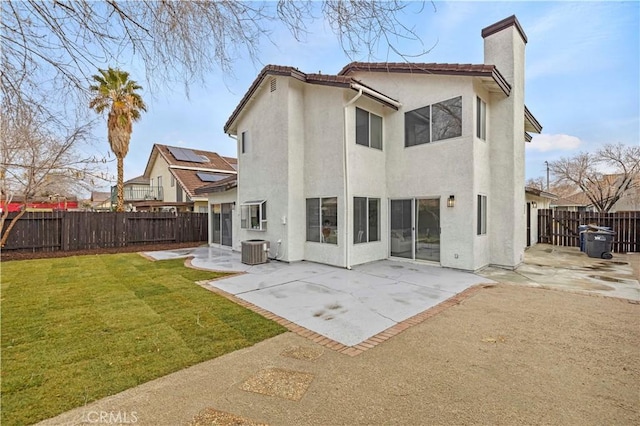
[{"x1": 241, "y1": 240, "x2": 270, "y2": 265}]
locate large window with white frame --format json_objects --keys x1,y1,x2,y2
[
  {"x1": 477, "y1": 195, "x2": 487, "y2": 235},
  {"x1": 241, "y1": 200, "x2": 266, "y2": 230},
  {"x1": 356, "y1": 107, "x2": 383, "y2": 150},
  {"x1": 405, "y1": 96, "x2": 462, "y2": 146},
  {"x1": 306, "y1": 197, "x2": 338, "y2": 244},
  {"x1": 354, "y1": 197, "x2": 380, "y2": 244},
  {"x1": 476, "y1": 97, "x2": 487, "y2": 140}
]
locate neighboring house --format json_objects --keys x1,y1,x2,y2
[
  {"x1": 120, "y1": 144, "x2": 237, "y2": 212},
  {"x1": 203, "y1": 16, "x2": 542, "y2": 271},
  {"x1": 194, "y1": 175, "x2": 238, "y2": 247},
  {"x1": 89, "y1": 191, "x2": 112, "y2": 211},
  {"x1": 551, "y1": 175, "x2": 640, "y2": 213},
  {"x1": 551, "y1": 192, "x2": 591, "y2": 213},
  {"x1": 525, "y1": 187, "x2": 557, "y2": 247}
]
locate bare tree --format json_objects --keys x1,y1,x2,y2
[
  {"x1": 548, "y1": 143, "x2": 640, "y2": 213},
  {"x1": 525, "y1": 177, "x2": 546, "y2": 190},
  {"x1": 2, "y1": 1, "x2": 430, "y2": 99},
  {"x1": 0, "y1": 92, "x2": 111, "y2": 246}
]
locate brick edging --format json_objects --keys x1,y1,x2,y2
[{"x1": 198, "y1": 281, "x2": 492, "y2": 357}]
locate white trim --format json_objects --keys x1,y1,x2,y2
[
  {"x1": 351, "y1": 83, "x2": 402, "y2": 108},
  {"x1": 168, "y1": 165, "x2": 237, "y2": 174}
]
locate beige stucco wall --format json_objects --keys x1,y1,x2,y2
[
  {"x1": 148, "y1": 155, "x2": 176, "y2": 202},
  {"x1": 485, "y1": 24, "x2": 527, "y2": 269},
  {"x1": 235, "y1": 76, "x2": 293, "y2": 261}
]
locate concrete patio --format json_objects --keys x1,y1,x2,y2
[
  {"x1": 143, "y1": 246, "x2": 493, "y2": 347},
  {"x1": 143, "y1": 243, "x2": 640, "y2": 348}
]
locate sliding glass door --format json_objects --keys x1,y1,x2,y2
[
  {"x1": 415, "y1": 198, "x2": 440, "y2": 262},
  {"x1": 390, "y1": 199, "x2": 413, "y2": 258},
  {"x1": 211, "y1": 203, "x2": 233, "y2": 247},
  {"x1": 390, "y1": 198, "x2": 440, "y2": 262}
]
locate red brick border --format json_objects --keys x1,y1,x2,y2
[{"x1": 198, "y1": 280, "x2": 491, "y2": 357}]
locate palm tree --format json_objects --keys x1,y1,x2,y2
[{"x1": 89, "y1": 68, "x2": 146, "y2": 212}]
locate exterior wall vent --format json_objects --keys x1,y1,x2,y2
[
  {"x1": 270, "y1": 78, "x2": 276, "y2": 92},
  {"x1": 241, "y1": 240, "x2": 270, "y2": 265}
]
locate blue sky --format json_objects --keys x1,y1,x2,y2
[{"x1": 96, "y1": 1, "x2": 639, "y2": 189}]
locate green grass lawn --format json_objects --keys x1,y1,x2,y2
[{"x1": 0, "y1": 253, "x2": 286, "y2": 426}]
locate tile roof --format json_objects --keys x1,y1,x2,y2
[
  {"x1": 90, "y1": 191, "x2": 112, "y2": 202},
  {"x1": 223, "y1": 65, "x2": 399, "y2": 134},
  {"x1": 194, "y1": 175, "x2": 238, "y2": 195},
  {"x1": 170, "y1": 169, "x2": 236, "y2": 198},
  {"x1": 525, "y1": 187, "x2": 557, "y2": 199},
  {"x1": 154, "y1": 144, "x2": 236, "y2": 172},
  {"x1": 338, "y1": 62, "x2": 512, "y2": 96},
  {"x1": 225, "y1": 58, "x2": 543, "y2": 136},
  {"x1": 124, "y1": 175, "x2": 149, "y2": 185}
]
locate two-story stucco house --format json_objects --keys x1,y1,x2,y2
[{"x1": 208, "y1": 15, "x2": 542, "y2": 271}]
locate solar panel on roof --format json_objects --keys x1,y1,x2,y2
[
  {"x1": 167, "y1": 146, "x2": 208, "y2": 163},
  {"x1": 197, "y1": 172, "x2": 227, "y2": 182}
]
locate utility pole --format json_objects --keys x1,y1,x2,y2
[{"x1": 544, "y1": 161, "x2": 549, "y2": 191}]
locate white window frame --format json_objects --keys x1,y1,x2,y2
[
  {"x1": 306, "y1": 197, "x2": 338, "y2": 244},
  {"x1": 476, "y1": 97, "x2": 487, "y2": 140},
  {"x1": 356, "y1": 107, "x2": 383, "y2": 150},
  {"x1": 241, "y1": 200, "x2": 266, "y2": 231},
  {"x1": 405, "y1": 96, "x2": 462, "y2": 147},
  {"x1": 354, "y1": 197, "x2": 380, "y2": 244},
  {"x1": 241, "y1": 131, "x2": 247, "y2": 154},
  {"x1": 477, "y1": 194, "x2": 487, "y2": 235}
]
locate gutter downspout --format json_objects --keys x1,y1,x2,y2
[
  {"x1": 351, "y1": 83, "x2": 402, "y2": 109},
  {"x1": 343, "y1": 88, "x2": 362, "y2": 269},
  {"x1": 227, "y1": 133, "x2": 238, "y2": 251}
]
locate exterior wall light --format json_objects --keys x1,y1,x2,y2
[
  {"x1": 447, "y1": 195, "x2": 455, "y2": 208},
  {"x1": 531, "y1": 201, "x2": 537, "y2": 208}
]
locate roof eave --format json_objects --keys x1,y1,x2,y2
[{"x1": 524, "y1": 105, "x2": 543, "y2": 133}]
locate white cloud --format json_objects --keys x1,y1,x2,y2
[{"x1": 527, "y1": 134, "x2": 582, "y2": 152}]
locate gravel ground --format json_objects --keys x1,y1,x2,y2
[{"x1": 39, "y1": 284, "x2": 640, "y2": 426}]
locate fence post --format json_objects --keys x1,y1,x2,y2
[
  {"x1": 61, "y1": 211, "x2": 70, "y2": 251},
  {"x1": 115, "y1": 212, "x2": 126, "y2": 247}
]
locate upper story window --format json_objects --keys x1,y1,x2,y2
[
  {"x1": 241, "y1": 200, "x2": 266, "y2": 230},
  {"x1": 157, "y1": 176, "x2": 162, "y2": 188},
  {"x1": 241, "y1": 131, "x2": 247, "y2": 154},
  {"x1": 405, "y1": 96, "x2": 462, "y2": 147},
  {"x1": 476, "y1": 97, "x2": 487, "y2": 140},
  {"x1": 356, "y1": 107, "x2": 383, "y2": 150}
]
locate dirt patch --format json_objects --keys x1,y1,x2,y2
[{"x1": 0, "y1": 242, "x2": 206, "y2": 262}]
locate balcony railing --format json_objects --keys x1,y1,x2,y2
[{"x1": 111, "y1": 186, "x2": 164, "y2": 203}]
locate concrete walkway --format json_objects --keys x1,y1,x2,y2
[
  {"x1": 143, "y1": 246, "x2": 493, "y2": 347},
  {"x1": 478, "y1": 244, "x2": 640, "y2": 301}
]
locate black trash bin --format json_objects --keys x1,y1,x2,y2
[
  {"x1": 585, "y1": 230, "x2": 615, "y2": 259},
  {"x1": 578, "y1": 225, "x2": 589, "y2": 252}
]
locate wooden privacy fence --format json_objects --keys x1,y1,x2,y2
[
  {"x1": 1, "y1": 211, "x2": 208, "y2": 252},
  {"x1": 538, "y1": 209, "x2": 640, "y2": 253}
]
